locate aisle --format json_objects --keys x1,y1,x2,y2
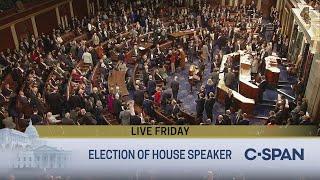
[{"x1": 166, "y1": 59, "x2": 225, "y2": 122}]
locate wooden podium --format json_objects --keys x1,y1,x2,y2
[
  {"x1": 265, "y1": 56, "x2": 281, "y2": 86},
  {"x1": 217, "y1": 82, "x2": 255, "y2": 114}
]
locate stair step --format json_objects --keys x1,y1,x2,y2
[
  {"x1": 257, "y1": 103, "x2": 276, "y2": 108},
  {"x1": 276, "y1": 89, "x2": 295, "y2": 101},
  {"x1": 261, "y1": 99, "x2": 276, "y2": 104},
  {"x1": 277, "y1": 85, "x2": 292, "y2": 89},
  {"x1": 278, "y1": 80, "x2": 289, "y2": 84}
]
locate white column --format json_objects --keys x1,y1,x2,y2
[
  {"x1": 64, "y1": 16, "x2": 68, "y2": 27},
  {"x1": 257, "y1": 0, "x2": 261, "y2": 10},
  {"x1": 276, "y1": 0, "x2": 280, "y2": 10},
  {"x1": 288, "y1": 20, "x2": 296, "y2": 55},
  {"x1": 299, "y1": 36, "x2": 307, "y2": 56},
  {"x1": 97, "y1": 0, "x2": 100, "y2": 11},
  {"x1": 92, "y1": 3, "x2": 95, "y2": 15},
  {"x1": 87, "y1": 0, "x2": 90, "y2": 16},
  {"x1": 242, "y1": 0, "x2": 246, "y2": 5},
  {"x1": 61, "y1": 16, "x2": 65, "y2": 29},
  {"x1": 56, "y1": 7, "x2": 61, "y2": 25},
  {"x1": 234, "y1": 0, "x2": 238, "y2": 6},
  {"x1": 222, "y1": 0, "x2": 225, "y2": 6},
  {"x1": 69, "y1": 1, "x2": 74, "y2": 18},
  {"x1": 10, "y1": 25, "x2": 19, "y2": 50},
  {"x1": 31, "y1": 16, "x2": 39, "y2": 38}
]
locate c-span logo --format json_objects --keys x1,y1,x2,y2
[{"x1": 244, "y1": 148, "x2": 304, "y2": 161}]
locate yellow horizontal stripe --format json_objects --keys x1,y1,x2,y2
[{"x1": 35, "y1": 126, "x2": 319, "y2": 138}]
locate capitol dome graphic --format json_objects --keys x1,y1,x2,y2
[
  {"x1": 24, "y1": 120, "x2": 39, "y2": 139},
  {"x1": 0, "y1": 121, "x2": 71, "y2": 170}
]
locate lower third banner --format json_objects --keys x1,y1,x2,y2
[{"x1": 0, "y1": 137, "x2": 319, "y2": 179}]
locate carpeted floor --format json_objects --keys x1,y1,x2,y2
[{"x1": 164, "y1": 56, "x2": 296, "y2": 125}]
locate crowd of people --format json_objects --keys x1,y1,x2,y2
[
  {"x1": 0, "y1": 0, "x2": 315, "y2": 130},
  {"x1": 306, "y1": 0, "x2": 320, "y2": 11}
]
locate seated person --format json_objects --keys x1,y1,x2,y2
[
  {"x1": 2, "y1": 83, "x2": 13, "y2": 98},
  {"x1": 62, "y1": 112, "x2": 75, "y2": 125},
  {"x1": 30, "y1": 109, "x2": 43, "y2": 125},
  {"x1": 71, "y1": 69, "x2": 88, "y2": 83},
  {"x1": 77, "y1": 109, "x2": 97, "y2": 125},
  {"x1": 46, "y1": 112, "x2": 61, "y2": 124},
  {"x1": 154, "y1": 67, "x2": 168, "y2": 84}
]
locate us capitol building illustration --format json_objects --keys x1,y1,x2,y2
[{"x1": 0, "y1": 121, "x2": 71, "y2": 169}]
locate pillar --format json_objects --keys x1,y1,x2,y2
[
  {"x1": 31, "y1": 16, "x2": 38, "y2": 38},
  {"x1": 257, "y1": 0, "x2": 261, "y2": 10},
  {"x1": 221, "y1": 0, "x2": 225, "y2": 6},
  {"x1": 92, "y1": 2, "x2": 95, "y2": 15},
  {"x1": 234, "y1": 0, "x2": 238, "y2": 6},
  {"x1": 69, "y1": 1, "x2": 74, "y2": 18},
  {"x1": 305, "y1": 54, "x2": 320, "y2": 123},
  {"x1": 10, "y1": 25, "x2": 19, "y2": 50},
  {"x1": 61, "y1": 16, "x2": 65, "y2": 29},
  {"x1": 97, "y1": 0, "x2": 100, "y2": 11},
  {"x1": 64, "y1": 16, "x2": 68, "y2": 27},
  {"x1": 297, "y1": 26, "x2": 304, "y2": 56},
  {"x1": 242, "y1": 0, "x2": 246, "y2": 5},
  {"x1": 55, "y1": 7, "x2": 61, "y2": 25},
  {"x1": 276, "y1": 0, "x2": 281, "y2": 10},
  {"x1": 87, "y1": 0, "x2": 90, "y2": 16}
]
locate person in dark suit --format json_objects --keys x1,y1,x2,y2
[
  {"x1": 224, "y1": 68, "x2": 235, "y2": 89},
  {"x1": 301, "y1": 98, "x2": 308, "y2": 113},
  {"x1": 238, "y1": 113, "x2": 250, "y2": 125},
  {"x1": 68, "y1": 93, "x2": 82, "y2": 110},
  {"x1": 2, "y1": 83, "x2": 12, "y2": 98},
  {"x1": 61, "y1": 112, "x2": 75, "y2": 125},
  {"x1": 176, "y1": 113, "x2": 186, "y2": 125},
  {"x1": 16, "y1": 90, "x2": 30, "y2": 116},
  {"x1": 223, "y1": 110, "x2": 232, "y2": 125},
  {"x1": 170, "y1": 76, "x2": 180, "y2": 100},
  {"x1": 130, "y1": 113, "x2": 141, "y2": 125},
  {"x1": 169, "y1": 100, "x2": 180, "y2": 119},
  {"x1": 30, "y1": 109, "x2": 43, "y2": 125},
  {"x1": 142, "y1": 96, "x2": 155, "y2": 118},
  {"x1": 265, "y1": 111, "x2": 277, "y2": 125},
  {"x1": 47, "y1": 88, "x2": 63, "y2": 115},
  {"x1": 275, "y1": 105, "x2": 285, "y2": 125},
  {"x1": 161, "y1": 88, "x2": 172, "y2": 108},
  {"x1": 294, "y1": 78, "x2": 305, "y2": 100},
  {"x1": 215, "y1": 115, "x2": 225, "y2": 125},
  {"x1": 196, "y1": 93, "x2": 205, "y2": 119},
  {"x1": 134, "y1": 85, "x2": 145, "y2": 107},
  {"x1": 299, "y1": 115, "x2": 312, "y2": 125},
  {"x1": 147, "y1": 75, "x2": 157, "y2": 98},
  {"x1": 205, "y1": 92, "x2": 215, "y2": 121},
  {"x1": 258, "y1": 76, "x2": 267, "y2": 101},
  {"x1": 90, "y1": 87, "x2": 103, "y2": 105},
  {"x1": 0, "y1": 92, "x2": 7, "y2": 106},
  {"x1": 225, "y1": 90, "x2": 234, "y2": 112},
  {"x1": 77, "y1": 109, "x2": 97, "y2": 125},
  {"x1": 211, "y1": 68, "x2": 220, "y2": 86},
  {"x1": 113, "y1": 95, "x2": 123, "y2": 122}
]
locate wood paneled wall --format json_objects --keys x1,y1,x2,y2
[
  {"x1": 15, "y1": 18, "x2": 34, "y2": 41},
  {"x1": 73, "y1": 0, "x2": 88, "y2": 19},
  {"x1": 0, "y1": 27, "x2": 15, "y2": 50},
  {"x1": 35, "y1": 9, "x2": 58, "y2": 35}
]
